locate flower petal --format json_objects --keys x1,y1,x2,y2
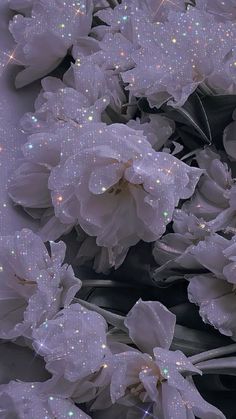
[
  {"x1": 188, "y1": 274, "x2": 236, "y2": 337},
  {"x1": 33, "y1": 303, "x2": 108, "y2": 381},
  {"x1": 124, "y1": 299, "x2": 176, "y2": 354},
  {"x1": 161, "y1": 382, "x2": 188, "y2": 419}
]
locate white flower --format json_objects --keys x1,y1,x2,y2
[
  {"x1": 223, "y1": 108, "x2": 236, "y2": 161},
  {"x1": 97, "y1": 0, "x2": 186, "y2": 31},
  {"x1": 153, "y1": 210, "x2": 213, "y2": 279},
  {"x1": 183, "y1": 147, "x2": 236, "y2": 232},
  {"x1": 188, "y1": 234, "x2": 236, "y2": 340},
  {"x1": 122, "y1": 8, "x2": 236, "y2": 107},
  {"x1": 33, "y1": 303, "x2": 108, "y2": 382},
  {"x1": 0, "y1": 380, "x2": 90, "y2": 418},
  {"x1": 8, "y1": 127, "x2": 68, "y2": 241},
  {"x1": 88, "y1": 1, "x2": 185, "y2": 115},
  {"x1": 9, "y1": 119, "x2": 105, "y2": 241},
  {"x1": 0, "y1": 229, "x2": 80, "y2": 339},
  {"x1": 75, "y1": 232, "x2": 127, "y2": 273},
  {"x1": 71, "y1": 41, "x2": 135, "y2": 120},
  {"x1": 21, "y1": 76, "x2": 108, "y2": 135},
  {"x1": 9, "y1": 0, "x2": 93, "y2": 87},
  {"x1": 92, "y1": 32, "x2": 137, "y2": 73},
  {"x1": 9, "y1": 62, "x2": 110, "y2": 242},
  {"x1": 94, "y1": 299, "x2": 225, "y2": 419},
  {"x1": 127, "y1": 113, "x2": 175, "y2": 149},
  {"x1": 48, "y1": 123, "x2": 202, "y2": 264}
]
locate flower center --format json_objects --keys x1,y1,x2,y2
[
  {"x1": 130, "y1": 382, "x2": 145, "y2": 397},
  {"x1": 107, "y1": 177, "x2": 130, "y2": 195},
  {"x1": 128, "y1": 364, "x2": 167, "y2": 401},
  {"x1": 15, "y1": 274, "x2": 37, "y2": 286},
  {"x1": 106, "y1": 159, "x2": 144, "y2": 195}
]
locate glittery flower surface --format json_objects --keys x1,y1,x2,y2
[
  {"x1": 8, "y1": 69, "x2": 109, "y2": 240},
  {"x1": 48, "y1": 123, "x2": 201, "y2": 264},
  {"x1": 33, "y1": 303, "x2": 108, "y2": 381},
  {"x1": 188, "y1": 234, "x2": 236, "y2": 340},
  {"x1": 0, "y1": 380, "x2": 90, "y2": 418},
  {"x1": 9, "y1": 0, "x2": 93, "y2": 87},
  {"x1": 71, "y1": 40, "x2": 135, "y2": 120},
  {"x1": 3, "y1": 1, "x2": 236, "y2": 417},
  {"x1": 0, "y1": 229, "x2": 80, "y2": 339},
  {"x1": 97, "y1": 0, "x2": 186, "y2": 31},
  {"x1": 196, "y1": 0, "x2": 236, "y2": 21},
  {"x1": 20, "y1": 76, "x2": 108, "y2": 134},
  {"x1": 123, "y1": 7, "x2": 236, "y2": 107},
  {"x1": 127, "y1": 113, "x2": 175, "y2": 149}
]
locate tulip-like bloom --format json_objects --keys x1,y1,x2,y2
[
  {"x1": 75, "y1": 233, "x2": 119, "y2": 273},
  {"x1": 20, "y1": 76, "x2": 108, "y2": 135},
  {"x1": 33, "y1": 303, "x2": 108, "y2": 382},
  {"x1": 8, "y1": 70, "x2": 109, "y2": 241},
  {"x1": 48, "y1": 123, "x2": 201, "y2": 265},
  {"x1": 183, "y1": 148, "x2": 236, "y2": 232},
  {"x1": 188, "y1": 234, "x2": 236, "y2": 340},
  {"x1": 71, "y1": 38, "x2": 137, "y2": 120},
  {"x1": 223, "y1": 108, "x2": 236, "y2": 161},
  {"x1": 0, "y1": 380, "x2": 90, "y2": 418},
  {"x1": 9, "y1": 0, "x2": 93, "y2": 87},
  {"x1": 94, "y1": 299, "x2": 225, "y2": 418},
  {"x1": 153, "y1": 210, "x2": 213, "y2": 280},
  {"x1": 0, "y1": 229, "x2": 80, "y2": 339},
  {"x1": 8, "y1": 60, "x2": 109, "y2": 240},
  {"x1": 123, "y1": 8, "x2": 236, "y2": 107},
  {"x1": 93, "y1": 1, "x2": 186, "y2": 110}
]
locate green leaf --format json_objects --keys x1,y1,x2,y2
[
  {"x1": 137, "y1": 97, "x2": 162, "y2": 114},
  {"x1": 171, "y1": 325, "x2": 229, "y2": 356},
  {"x1": 165, "y1": 93, "x2": 212, "y2": 145},
  {"x1": 201, "y1": 95, "x2": 236, "y2": 148},
  {"x1": 138, "y1": 94, "x2": 236, "y2": 150}
]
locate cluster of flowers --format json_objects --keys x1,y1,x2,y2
[
  {"x1": 0, "y1": 229, "x2": 225, "y2": 418},
  {"x1": 3, "y1": 0, "x2": 236, "y2": 417}
]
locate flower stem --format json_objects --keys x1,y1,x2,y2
[
  {"x1": 81, "y1": 279, "x2": 150, "y2": 288},
  {"x1": 73, "y1": 297, "x2": 127, "y2": 331},
  {"x1": 189, "y1": 343, "x2": 236, "y2": 365},
  {"x1": 107, "y1": 0, "x2": 118, "y2": 8},
  {"x1": 198, "y1": 82, "x2": 215, "y2": 96}
]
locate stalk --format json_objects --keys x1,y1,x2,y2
[
  {"x1": 107, "y1": 0, "x2": 118, "y2": 8},
  {"x1": 189, "y1": 343, "x2": 236, "y2": 365}
]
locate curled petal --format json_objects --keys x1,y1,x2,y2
[{"x1": 124, "y1": 299, "x2": 176, "y2": 354}]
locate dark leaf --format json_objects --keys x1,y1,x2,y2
[
  {"x1": 171, "y1": 325, "x2": 229, "y2": 356},
  {"x1": 201, "y1": 95, "x2": 236, "y2": 148},
  {"x1": 164, "y1": 92, "x2": 212, "y2": 145},
  {"x1": 137, "y1": 97, "x2": 162, "y2": 114},
  {"x1": 176, "y1": 125, "x2": 204, "y2": 151}
]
